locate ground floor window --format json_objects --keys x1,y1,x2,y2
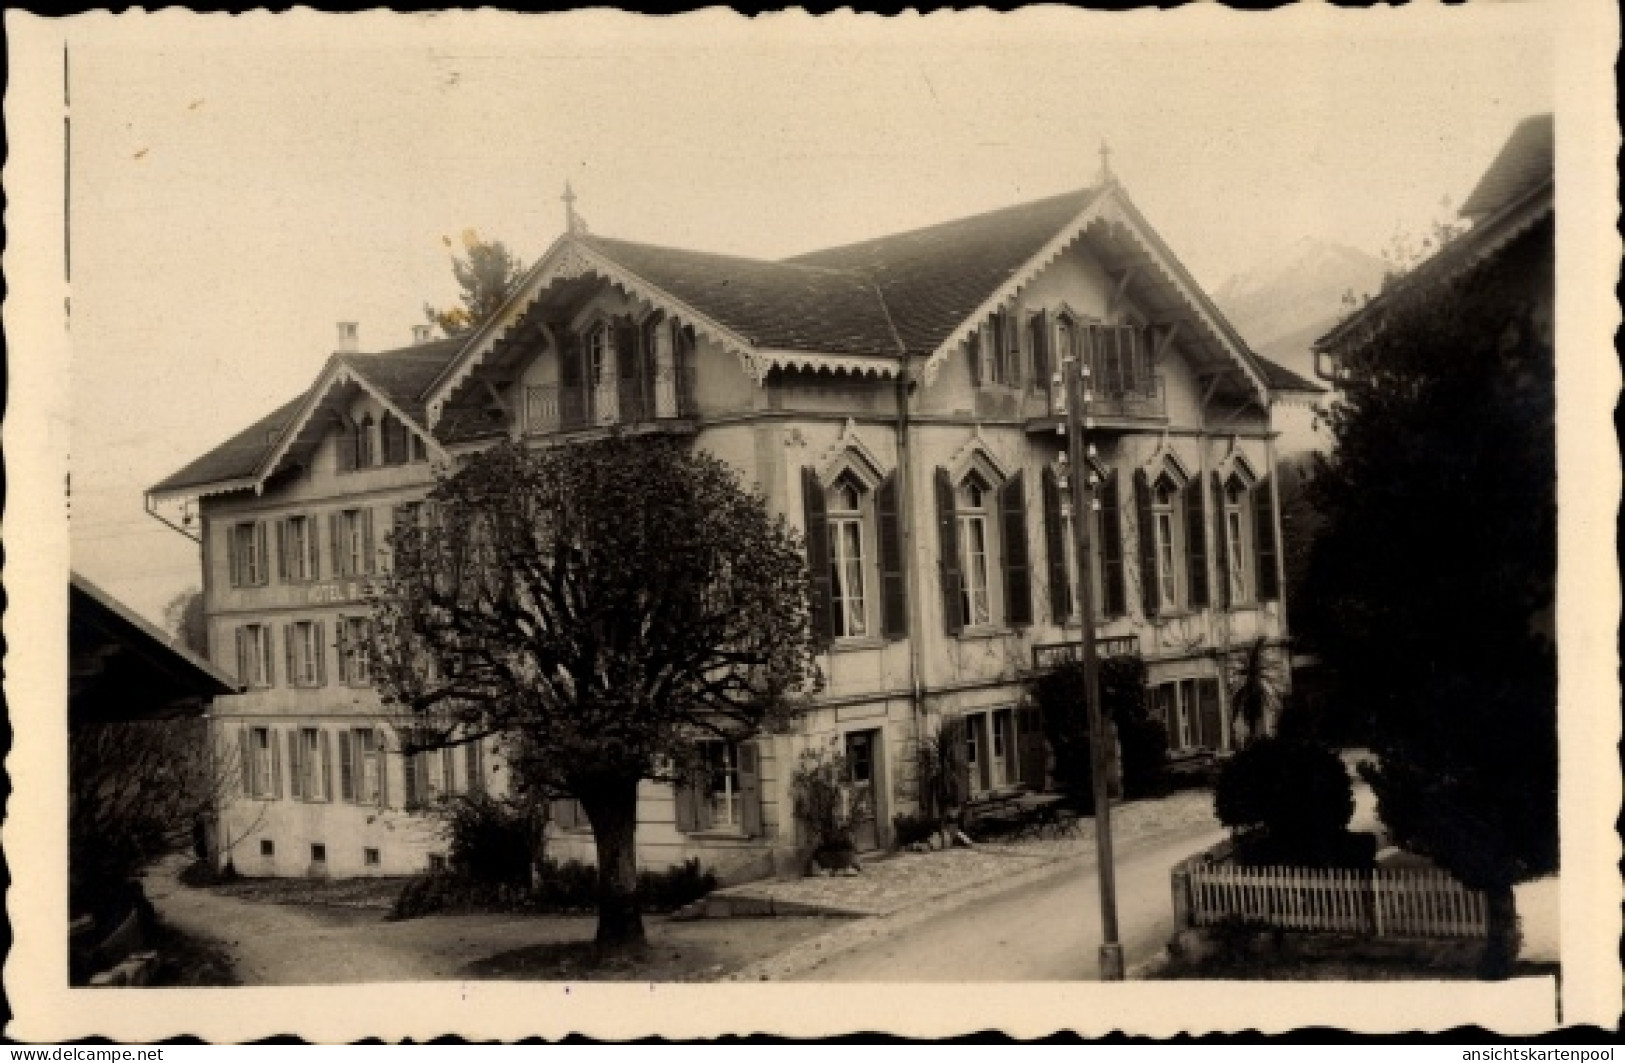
[
  {"x1": 675, "y1": 739, "x2": 762, "y2": 836},
  {"x1": 259, "y1": 839, "x2": 274, "y2": 857},
  {"x1": 363, "y1": 847, "x2": 380, "y2": 867},
  {"x1": 960, "y1": 707, "x2": 1045, "y2": 793},
  {"x1": 1152, "y1": 677, "x2": 1223, "y2": 751}
]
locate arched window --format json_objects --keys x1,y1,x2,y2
[
  {"x1": 826, "y1": 471, "x2": 870, "y2": 638},
  {"x1": 1151, "y1": 473, "x2": 1185, "y2": 611},
  {"x1": 1223, "y1": 474, "x2": 1253, "y2": 604},
  {"x1": 957, "y1": 470, "x2": 995, "y2": 627}
]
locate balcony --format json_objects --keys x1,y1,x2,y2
[
  {"x1": 1026, "y1": 374, "x2": 1167, "y2": 431},
  {"x1": 1031, "y1": 635, "x2": 1141, "y2": 672},
  {"x1": 525, "y1": 365, "x2": 696, "y2": 435}
]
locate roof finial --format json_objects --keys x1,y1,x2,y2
[
  {"x1": 1098, "y1": 140, "x2": 1115, "y2": 186},
  {"x1": 562, "y1": 181, "x2": 581, "y2": 235}
]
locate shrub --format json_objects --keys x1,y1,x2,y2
[
  {"x1": 789, "y1": 745, "x2": 870, "y2": 855},
  {"x1": 1214, "y1": 735, "x2": 1359, "y2": 867},
  {"x1": 915, "y1": 718, "x2": 969, "y2": 828},
  {"x1": 440, "y1": 793, "x2": 547, "y2": 889},
  {"x1": 636, "y1": 858, "x2": 717, "y2": 911}
]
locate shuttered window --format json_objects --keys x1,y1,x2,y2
[
  {"x1": 290, "y1": 727, "x2": 332, "y2": 802},
  {"x1": 998, "y1": 471, "x2": 1032, "y2": 627},
  {"x1": 826, "y1": 473, "x2": 870, "y2": 640},
  {"x1": 330, "y1": 508, "x2": 375, "y2": 578},
  {"x1": 227, "y1": 521, "x2": 269, "y2": 587},
  {"x1": 957, "y1": 473, "x2": 994, "y2": 628},
  {"x1": 339, "y1": 727, "x2": 384, "y2": 806},
  {"x1": 234, "y1": 624, "x2": 275, "y2": 688},
  {"x1": 1185, "y1": 473, "x2": 1210, "y2": 609},
  {"x1": 875, "y1": 472, "x2": 908, "y2": 640},
  {"x1": 283, "y1": 620, "x2": 326, "y2": 688},
  {"x1": 240, "y1": 725, "x2": 281, "y2": 799},
  {"x1": 276, "y1": 515, "x2": 320, "y2": 583},
  {"x1": 1098, "y1": 471, "x2": 1127, "y2": 618},
  {"x1": 674, "y1": 739, "x2": 763, "y2": 837},
  {"x1": 336, "y1": 616, "x2": 371, "y2": 686}
]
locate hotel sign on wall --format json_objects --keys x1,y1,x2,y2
[{"x1": 308, "y1": 580, "x2": 368, "y2": 605}]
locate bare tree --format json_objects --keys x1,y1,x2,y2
[{"x1": 369, "y1": 436, "x2": 819, "y2": 948}]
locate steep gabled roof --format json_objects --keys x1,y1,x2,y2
[
  {"x1": 787, "y1": 186, "x2": 1106, "y2": 356},
  {"x1": 150, "y1": 338, "x2": 462, "y2": 499},
  {"x1": 578, "y1": 236, "x2": 899, "y2": 356},
  {"x1": 149, "y1": 393, "x2": 307, "y2": 497}
]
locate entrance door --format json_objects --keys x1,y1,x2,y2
[{"x1": 844, "y1": 730, "x2": 880, "y2": 852}]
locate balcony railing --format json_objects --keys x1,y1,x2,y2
[
  {"x1": 1031, "y1": 635, "x2": 1141, "y2": 672},
  {"x1": 524, "y1": 365, "x2": 696, "y2": 435},
  {"x1": 1041, "y1": 374, "x2": 1166, "y2": 423}
]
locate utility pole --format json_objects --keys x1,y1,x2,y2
[{"x1": 1060, "y1": 353, "x2": 1124, "y2": 981}]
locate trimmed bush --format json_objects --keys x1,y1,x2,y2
[
  {"x1": 1214, "y1": 735, "x2": 1363, "y2": 868},
  {"x1": 390, "y1": 857, "x2": 717, "y2": 921},
  {"x1": 441, "y1": 793, "x2": 547, "y2": 889},
  {"x1": 891, "y1": 813, "x2": 938, "y2": 848}
]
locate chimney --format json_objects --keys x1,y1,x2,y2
[
  {"x1": 412, "y1": 324, "x2": 433, "y2": 345},
  {"x1": 337, "y1": 321, "x2": 360, "y2": 354}
]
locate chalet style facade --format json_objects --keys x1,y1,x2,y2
[{"x1": 150, "y1": 169, "x2": 1319, "y2": 881}]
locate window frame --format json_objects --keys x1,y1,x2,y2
[
  {"x1": 826, "y1": 472, "x2": 874, "y2": 640},
  {"x1": 339, "y1": 615, "x2": 372, "y2": 686},
  {"x1": 238, "y1": 624, "x2": 274, "y2": 689},
  {"x1": 1151, "y1": 474, "x2": 1187, "y2": 612},
  {"x1": 230, "y1": 521, "x2": 268, "y2": 587},
  {"x1": 1223, "y1": 475, "x2": 1255, "y2": 605},
  {"x1": 956, "y1": 471, "x2": 998, "y2": 629},
  {"x1": 287, "y1": 620, "x2": 323, "y2": 688},
  {"x1": 298, "y1": 726, "x2": 329, "y2": 801},
  {"x1": 281, "y1": 515, "x2": 317, "y2": 583},
  {"x1": 699, "y1": 739, "x2": 743, "y2": 832},
  {"x1": 249, "y1": 725, "x2": 276, "y2": 798}
]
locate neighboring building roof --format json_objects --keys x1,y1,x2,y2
[
  {"x1": 339, "y1": 337, "x2": 465, "y2": 425},
  {"x1": 1459, "y1": 114, "x2": 1554, "y2": 222},
  {"x1": 1315, "y1": 114, "x2": 1554, "y2": 358},
  {"x1": 786, "y1": 186, "x2": 1107, "y2": 356},
  {"x1": 1252, "y1": 355, "x2": 1324, "y2": 395},
  {"x1": 69, "y1": 571, "x2": 239, "y2": 724}
]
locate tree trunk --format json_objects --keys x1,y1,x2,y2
[
  {"x1": 580, "y1": 778, "x2": 646, "y2": 950},
  {"x1": 1479, "y1": 882, "x2": 1521, "y2": 980}
]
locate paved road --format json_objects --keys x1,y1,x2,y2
[{"x1": 790, "y1": 825, "x2": 1227, "y2": 981}]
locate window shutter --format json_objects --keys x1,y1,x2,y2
[
  {"x1": 235, "y1": 627, "x2": 249, "y2": 684},
  {"x1": 1212, "y1": 473, "x2": 1231, "y2": 609},
  {"x1": 254, "y1": 523, "x2": 269, "y2": 585},
  {"x1": 673, "y1": 769, "x2": 703, "y2": 833},
  {"x1": 1185, "y1": 476, "x2": 1210, "y2": 609},
  {"x1": 935, "y1": 467, "x2": 964, "y2": 635},
  {"x1": 466, "y1": 741, "x2": 485, "y2": 796},
  {"x1": 283, "y1": 624, "x2": 296, "y2": 686},
  {"x1": 339, "y1": 730, "x2": 355, "y2": 802},
  {"x1": 376, "y1": 730, "x2": 390, "y2": 808},
  {"x1": 966, "y1": 332, "x2": 982, "y2": 388},
  {"x1": 362, "y1": 509, "x2": 376, "y2": 575},
  {"x1": 1254, "y1": 475, "x2": 1280, "y2": 601},
  {"x1": 307, "y1": 515, "x2": 322, "y2": 580},
  {"x1": 1042, "y1": 466, "x2": 1071, "y2": 623},
  {"x1": 800, "y1": 467, "x2": 835, "y2": 645},
  {"x1": 1198, "y1": 679, "x2": 1223, "y2": 751},
  {"x1": 238, "y1": 726, "x2": 253, "y2": 796},
  {"x1": 1004, "y1": 310, "x2": 1022, "y2": 386},
  {"x1": 335, "y1": 618, "x2": 350, "y2": 684},
  {"x1": 1030, "y1": 311, "x2": 1050, "y2": 392},
  {"x1": 875, "y1": 472, "x2": 907, "y2": 640},
  {"x1": 330, "y1": 513, "x2": 344, "y2": 577},
  {"x1": 276, "y1": 520, "x2": 288, "y2": 581},
  {"x1": 314, "y1": 622, "x2": 327, "y2": 686},
  {"x1": 227, "y1": 525, "x2": 241, "y2": 587},
  {"x1": 737, "y1": 742, "x2": 763, "y2": 838},
  {"x1": 1100, "y1": 472, "x2": 1127, "y2": 619},
  {"x1": 288, "y1": 730, "x2": 304, "y2": 800},
  {"x1": 1015, "y1": 704, "x2": 1047, "y2": 788},
  {"x1": 269, "y1": 729, "x2": 283, "y2": 799},
  {"x1": 262, "y1": 626, "x2": 275, "y2": 687},
  {"x1": 403, "y1": 751, "x2": 421, "y2": 809},
  {"x1": 1133, "y1": 469, "x2": 1158, "y2": 619},
  {"x1": 999, "y1": 471, "x2": 1032, "y2": 626}
]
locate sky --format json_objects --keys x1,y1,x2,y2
[{"x1": 50, "y1": 7, "x2": 1559, "y2": 628}]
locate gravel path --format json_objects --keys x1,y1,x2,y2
[{"x1": 717, "y1": 789, "x2": 1221, "y2": 918}]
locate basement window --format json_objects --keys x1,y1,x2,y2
[{"x1": 260, "y1": 839, "x2": 275, "y2": 857}]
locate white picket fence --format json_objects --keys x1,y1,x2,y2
[{"x1": 1187, "y1": 865, "x2": 1489, "y2": 939}]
